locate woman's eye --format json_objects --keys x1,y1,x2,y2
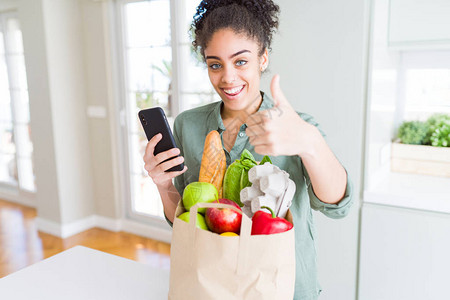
[
  {"x1": 209, "y1": 63, "x2": 221, "y2": 70},
  {"x1": 236, "y1": 60, "x2": 247, "y2": 66}
]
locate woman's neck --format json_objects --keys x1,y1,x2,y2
[{"x1": 221, "y1": 94, "x2": 263, "y2": 125}]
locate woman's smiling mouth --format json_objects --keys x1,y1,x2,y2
[{"x1": 222, "y1": 85, "x2": 245, "y2": 96}]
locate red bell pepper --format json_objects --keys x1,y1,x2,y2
[{"x1": 251, "y1": 206, "x2": 293, "y2": 235}]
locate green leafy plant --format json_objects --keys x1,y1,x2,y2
[
  {"x1": 397, "y1": 114, "x2": 450, "y2": 147},
  {"x1": 397, "y1": 121, "x2": 429, "y2": 145},
  {"x1": 152, "y1": 60, "x2": 172, "y2": 80},
  {"x1": 426, "y1": 114, "x2": 450, "y2": 147}
]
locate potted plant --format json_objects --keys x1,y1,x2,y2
[{"x1": 391, "y1": 114, "x2": 450, "y2": 177}]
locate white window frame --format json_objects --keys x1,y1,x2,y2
[
  {"x1": 113, "y1": 0, "x2": 184, "y2": 228},
  {"x1": 112, "y1": 0, "x2": 219, "y2": 229}
]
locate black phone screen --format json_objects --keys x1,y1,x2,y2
[{"x1": 138, "y1": 107, "x2": 184, "y2": 172}]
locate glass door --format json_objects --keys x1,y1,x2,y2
[
  {"x1": 119, "y1": 0, "x2": 173, "y2": 222},
  {"x1": 117, "y1": 0, "x2": 218, "y2": 223}
]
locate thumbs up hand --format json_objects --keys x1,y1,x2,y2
[{"x1": 245, "y1": 75, "x2": 319, "y2": 157}]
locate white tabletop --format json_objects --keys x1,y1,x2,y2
[{"x1": 0, "y1": 246, "x2": 170, "y2": 299}]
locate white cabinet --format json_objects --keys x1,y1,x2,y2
[
  {"x1": 358, "y1": 203, "x2": 450, "y2": 299},
  {"x1": 389, "y1": 0, "x2": 450, "y2": 49}
]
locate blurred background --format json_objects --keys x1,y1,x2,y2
[{"x1": 0, "y1": 0, "x2": 449, "y2": 299}]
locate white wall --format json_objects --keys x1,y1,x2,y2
[
  {"x1": 17, "y1": 0, "x2": 96, "y2": 230},
  {"x1": 19, "y1": 0, "x2": 62, "y2": 223},
  {"x1": 0, "y1": 0, "x2": 16, "y2": 11},
  {"x1": 80, "y1": 0, "x2": 120, "y2": 219},
  {"x1": 41, "y1": 0, "x2": 95, "y2": 224},
  {"x1": 262, "y1": 0, "x2": 368, "y2": 298}
]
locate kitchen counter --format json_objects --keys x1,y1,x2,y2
[{"x1": 0, "y1": 246, "x2": 170, "y2": 300}]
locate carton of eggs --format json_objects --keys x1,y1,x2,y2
[{"x1": 240, "y1": 162, "x2": 295, "y2": 219}]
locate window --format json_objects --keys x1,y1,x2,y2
[
  {"x1": 0, "y1": 12, "x2": 35, "y2": 193},
  {"x1": 117, "y1": 0, "x2": 219, "y2": 221},
  {"x1": 177, "y1": 0, "x2": 219, "y2": 111},
  {"x1": 400, "y1": 51, "x2": 450, "y2": 121}
]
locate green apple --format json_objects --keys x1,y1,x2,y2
[
  {"x1": 178, "y1": 212, "x2": 208, "y2": 230},
  {"x1": 182, "y1": 181, "x2": 218, "y2": 214}
]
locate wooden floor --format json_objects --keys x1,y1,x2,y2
[{"x1": 0, "y1": 199, "x2": 171, "y2": 278}]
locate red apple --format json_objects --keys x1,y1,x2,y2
[{"x1": 205, "y1": 199, "x2": 242, "y2": 234}]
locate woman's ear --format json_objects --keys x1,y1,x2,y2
[{"x1": 260, "y1": 48, "x2": 269, "y2": 72}]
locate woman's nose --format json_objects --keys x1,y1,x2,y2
[{"x1": 221, "y1": 66, "x2": 236, "y2": 84}]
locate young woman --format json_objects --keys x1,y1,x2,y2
[{"x1": 143, "y1": 1, "x2": 354, "y2": 299}]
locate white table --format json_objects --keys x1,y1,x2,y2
[{"x1": 0, "y1": 246, "x2": 170, "y2": 299}]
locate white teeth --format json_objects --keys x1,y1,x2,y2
[{"x1": 224, "y1": 86, "x2": 243, "y2": 95}]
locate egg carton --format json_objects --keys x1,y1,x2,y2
[{"x1": 240, "y1": 162, "x2": 295, "y2": 219}]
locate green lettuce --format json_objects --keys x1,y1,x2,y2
[
  {"x1": 223, "y1": 149, "x2": 257, "y2": 206},
  {"x1": 259, "y1": 155, "x2": 272, "y2": 165}
]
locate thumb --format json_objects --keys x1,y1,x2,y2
[{"x1": 270, "y1": 74, "x2": 288, "y2": 107}]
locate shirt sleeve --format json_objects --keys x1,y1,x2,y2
[
  {"x1": 173, "y1": 114, "x2": 185, "y2": 197},
  {"x1": 303, "y1": 163, "x2": 354, "y2": 219},
  {"x1": 165, "y1": 115, "x2": 184, "y2": 228},
  {"x1": 298, "y1": 111, "x2": 354, "y2": 219},
  {"x1": 298, "y1": 112, "x2": 326, "y2": 138}
]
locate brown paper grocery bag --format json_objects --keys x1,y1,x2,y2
[{"x1": 168, "y1": 201, "x2": 295, "y2": 300}]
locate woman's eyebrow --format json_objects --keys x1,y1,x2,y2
[
  {"x1": 205, "y1": 49, "x2": 251, "y2": 60},
  {"x1": 230, "y1": 49, "x2": 250, "y2": 58}
]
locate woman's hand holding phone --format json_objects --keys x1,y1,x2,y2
[{"x1": 143, "y1": 133, "x2": 188, "y2": 187}]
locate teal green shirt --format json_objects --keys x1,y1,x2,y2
[{"x1": 170, "y1": 92, "x2": 354, "y2": 300}]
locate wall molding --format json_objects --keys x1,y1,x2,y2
[
  {"x1": 3, "y1": 197, "x2": 172, "y2": 243},
  {"x1": 120, "y1": 218, "x2": 172, "y2": 244},
  {"x1": 36, "y1": 214, "x2": 172, "y2": 243}
]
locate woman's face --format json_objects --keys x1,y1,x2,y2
[{"x1": 204, "y1": 28, "x2": 268, "y2": 113}]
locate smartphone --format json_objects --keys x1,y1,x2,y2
[{"x1": 138, "y1": 107, "x2": 184, "y2": 172}]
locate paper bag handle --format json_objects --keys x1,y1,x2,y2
[{"x1": 189, "y1": 202, "x2": 252, "y2": 275}]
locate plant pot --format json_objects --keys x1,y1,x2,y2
[{"x1": 391, "y1": 141, "x2": 450, "y2": 177}]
